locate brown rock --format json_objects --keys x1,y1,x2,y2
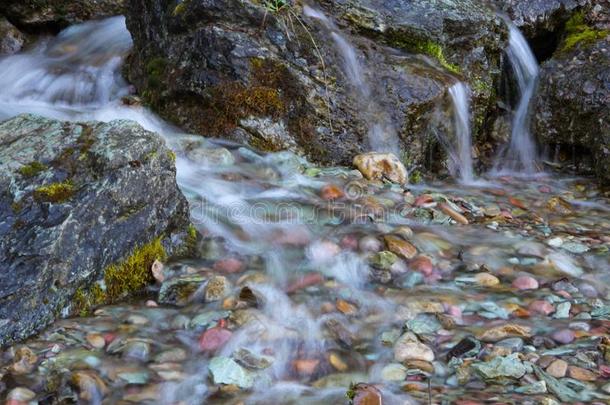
[
  {"x1": 567, "y1": 366, "x2": 597, "y2": 381},
  {"x1": 384, "y1": 235, "x2": 417, "y2": 260},
  {"x1": 351, "y1": 383, "x2": 383, "y2": 405},
  {"x1": 546, "y1": 359, "x2": 568, "y2": 378},
  {"x1": 479, "y1": 324, "x2": 531, "y2": 342},
  {"x1": 439, "y1": 203, "x2": 469, "y2": 224}
]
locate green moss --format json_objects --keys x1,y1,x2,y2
[
  {"x1": 167, "y1": 150, "x2": 177, "y2": 163},
  {"x1": 146, "y1": 57, "x2": 168, "y2": 89},
  {"x1": 104, "y1": 237, "x2": 167, "y2": 301},
  {"x1": 72, "y1": 284, "x2": 106, "y2": 317},
  {"x1": 172, "y1": 0, "x2": 190, "y2": 16},
  {"x1": 33, "y1": 181, "x2": 75, "y2": 203},
  {"x1": 561, "y1": 11, "x2": 608, "y2": 52},
  {"x1": 18, "y1": 161, "x2": 47, "y2": 178},
  {"x1": 389, "y1": 34, "x2": 460, "y2": 74},
  {"x1": 409, "y1": 170, "x2": 423, "y2": 184}
]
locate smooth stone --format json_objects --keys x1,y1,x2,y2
[
  {"x1": 380, "y1": 363, "x2": 407, "y2": 381},
  {"x1": 351, "y1": 383, "x2": 383, "y2": 405},
  {"x1": 154, "y1": 348, "x2": 187, "y2": 363},
  {"x1": 86, "y1": 333, "x2": 106, "y2": 349},
  {"x1": 474, "y1": 272, "x2": 500, "y2": 286},
  {"x1": 359, "y1": 236, "x2": 382, "y2": 253},
  {"x1": 320, "y1": 184, "x2": 345, "y2": 200},
  {"x1": 471, "y1": 353, "x2": 528, "y2": 380},
  {"x1": 529, "y1": 300, "x2": 555, "y2": 315},
  {"x1": 199, "y1": 326, "x2": 232, "y2": 352},
  {"x1": 209, "y1": 356, "x2": 255, "y2": 389},
  {"x1": 554, "y1": 302, "x2": 571, "y2": 319},
  {"x1": 515, "y1": 380, "x2": 547, "y2": 394},
  {"x1": 496, "y1": 338, "x2": 524, "y2": 352},
  {"x1": 384, "y1": 235, "x2": 417, "y2": 260},
  {"x1": 512, "y1": 275, "x2": 539, "y2": 290},
  {"x1": 438, "y1": 203, "x2": 469, "y2": 225},
  {"x1": 394, "y1": 332, "x2": 435, "y2": 362},
  {"x1": 479, "y1": 324, "x2": 531, "y2": 342},
  {"x1": 567, "y1": 366, "x2": 597, "y2": 382},
  {"x1": 551, "y1": 329, "x2": 575, "y2": 344},
  {"x1": 546, "y1": 359, "x2": 568, "y2": 378}
]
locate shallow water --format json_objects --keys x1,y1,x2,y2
[{"x1": 1, "y1": 16, "x2": 610, "y2": 405}]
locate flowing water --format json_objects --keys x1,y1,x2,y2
[
  {"x1": 1, "y1": 16, "x2": 610, "y2": 405},
  {"x1": 303, "y1": 5, "x2": 399, "y2": 155},
  {"x1": 447, "y1": 83, "x2": 474, "y2": 183},
  {"x1": 493, "y1": 23, "x2": 540, "y2": 175}
]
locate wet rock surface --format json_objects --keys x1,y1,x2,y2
[
  {"x1": 0, "y1": 114, "x2": 192, "y2": 345},
  {"x1": 0, "y1": 17, "x2": 24, "y2": 55},
  {"x1": 125, "y1": 0, "x2": 506, "y2": 169},
  {"x1": 534, "y1": 5, "x2": 610, "y2": 185},
  {"x1": 0, "y1": 0, "x2": 126, "y2": 32}
]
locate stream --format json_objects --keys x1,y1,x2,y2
[{"x1": 0, "y1": 15, "x2": 609, "y2": 405}]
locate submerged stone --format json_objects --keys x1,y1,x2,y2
[{"x1": 209, "y1": 356, "x2": 255, "y2": 389}]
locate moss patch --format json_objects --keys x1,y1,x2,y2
[
  {"x1": 104, "y1": 237, "x2": 167, "y2": 302},
  {"x1": 73, "y1": 284, "x2": 105, "y2": 317},
  {"x1": 18, "y1": 161, "x2": 47, "y2": 178},
  {"x1": 389, "y1": 33, "x2": 461, "y2": 74},
  {"x1": 561, "y1": 11, "x2": 608, "y2": 52},
  {"x1": 33, "y1": 181, "x2": 75, "y2": 203}
]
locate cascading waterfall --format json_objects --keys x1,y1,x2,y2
[
  {"x1": 448, "y1": 82, "x2": 474, "y2": 183},
  {"x1": 303, "y1": 5, "x2": 399, "y2": 155},
  {"x1": 494, "y1": 23, "x2": 539, "y2": 174}
]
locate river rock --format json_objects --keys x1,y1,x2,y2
[
  {"x1": 209, "y1": 356, "x2": 255, "y2": 389},
  {"x1": 0, "y1": 17, "x2": 24, "y2": 55},
  {"x1": 0, "y1": 0, "x2": 126, "y2": 31},
  {"x1": 0, "y1": 114, "x2": 193, "y2": 345},
  {"x1": 125, "y1": 0, "x2": 506, "y2": 168},
  {"x1": 546, "y1": 359, "x2": 568, "y2": 378},
  {"x1": 471, "y1": 353, "x2": 529, "y2": 380},
  {"x1": 394, "y1": 331, "x2": 435, "y2": 362},
  {"x1": 353, "y1": 153, "x2": 408, "y2": 184}
]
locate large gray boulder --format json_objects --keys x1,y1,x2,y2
[
  {"x1": 534, "y1": 6, "x2": 609, "y2": 184},
  {"x1": 125, "y1": 0, "x2": 507, "y2": 172},
  {"x1": 0, "y1": 114, "x2": 194, "y2": 345}
]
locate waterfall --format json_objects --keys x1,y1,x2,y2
[
  {"x1": 494, "y1": 23, "x2": 539, "y2": 174},
  {"x1": 303, "y1": 5, "x2": 399, "y2": 155},
  {"x1": 448, "y1": 82, "x2": 474, "y2": 183}
]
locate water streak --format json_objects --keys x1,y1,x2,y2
[
  {"x1": 448, "y1": 82, "x2": 474, "y2": 183},
  {"x1": 303, "y1": 5, "x2": 399, "y2": 154},
  {"x1": 494, "y1": 23, "x2": 539, "y2": 175}
]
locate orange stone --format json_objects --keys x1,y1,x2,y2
[
  {"x1": 293, "y1": 359, "x2": 319, "y2": 375},
  {"x1": 439, "y1": 203, "x2": 469, "y2": 224},
  {"x1": 320, "y1": 184, "x2": 345, "y2": 200},
  {"x1": 336, "y1": 299, "x2": 358, "y2": 315}
]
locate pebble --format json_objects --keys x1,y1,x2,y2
[
  {"x1": 439, "y1": 203, "x2": 469, "y2": 225},
  {"x1": 474, "y1": 272, "x2": 500, "y2": 286},
  {"x1": 320, "y1": 184, "x2": 345, "y2": 200},
  {"x1": 384, "y1": 235, "x2": 417, "y2": 260},
  {"x1": 409, "y1": 256, "x2": 434, "y2": 276},
  {"x1": 568, "y1": 365, "x2": 597, "y2": 381},
  {"x1": 213, "y1": 258, "x2": 244, "y2": 274},
  {"x1": 205, "y1": 275, "x2": 231, "y2": 302},
  {"x1": 394, "y1": 332, "x2": 435, "y2": 362},
  {"x1": 479, "y1": 324, "x2": 531, "y2": 342},
  {"x1": 551, "y1": 329, "x2": 575, "y2": 344},
  {"x1": 199, "y1": 326, "x2": 232, "y2": 352},
  {"x1": 554, "y1": 302, "x2": 571, "y2": 319},
  {"x1": 381, "y1": 363, "x2": 407, "y2": 381},
  {"x1": 86, "y1": 333, "x2": 106, "y2": 349},
  {"x1": 151, "y1": 259, "x2": 165, "y2": 282},
  {"x1": 546, "y1": 359, "x2": 568, "y2": 378},
  {"x1": 512, "y1": 275, "x2": 539, "y2": 290},
  {"x1": 529, "y1": 300, "x2": 555, "y2": 315},
  {"x1": 7, "y1": 387, "x2": 36, "y2": 402}
]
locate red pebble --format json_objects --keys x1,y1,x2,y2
[
  {"x1": 199, "y1": 326, "x2": 232, "y2": 352},
  {"x1": 529, "y1": 300, "x2": 555, "y2": 315},
  {"x1": 213, "y1": 258, "x2": 244, "y2": 274},
  {"x1": 414, "y1": 194, "x2": 434, "y2": 207},
  {"x1": 409, "y1": 255, "x2": 433, "y2": 276}
]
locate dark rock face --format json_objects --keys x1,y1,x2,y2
[
  {"x1": 125, "y1": 0, "x2": 507, "y2": 170},
  {"x1": 0, "y1": 17, "x2": 24, "y2": 55},
  {"x1": 492, "y1": 0, "x2": 589, "y2": 61},
  {"x1": 533, "y1": 5, "x2": 609, "y2": 184},
  {"x1": 0, "y1": 0, "x2": 126, "y2": 32},
  {"x1": 0, "y1": 114, "x2": 192, "y2": 345}
]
